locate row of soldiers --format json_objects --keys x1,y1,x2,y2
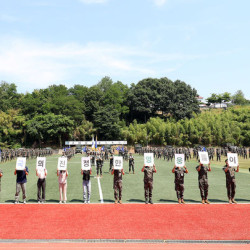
[
  {"x1": 0, "y1": 148, "x2": 53, "y2": 163},
  {"x1": 136, "y1": 146, "x2": 250, "y2": 162}
]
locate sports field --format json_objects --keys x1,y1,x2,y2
[{"x1": 0, "y1": 154, "x2": 250, "y2": 204}]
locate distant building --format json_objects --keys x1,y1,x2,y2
[
  {"x1": 196, "y1": 96, "x2": 204, "y2": 102},
  {"x1": 210, "y1": 103, "x2": 228, "y2": 109}
]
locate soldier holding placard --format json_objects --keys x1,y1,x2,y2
[
  {"x1": 14, "y1": 158, "x2": 29, "y2": 204},
  {"x1": 141, "y1": 164, "x2": 157, "y2": 204},
  {"x1": 196, "y1": 161, "x2": 211, "y2": 204},
  {"x1": 223, "y1": 158, "x2": 239, "y2": 204},
  {"x1": 111, "y1": 169, "x2": 124, "y2": 204},
  {"x1": 172, "y1": 165, "x2": 188, "y2": 204}
]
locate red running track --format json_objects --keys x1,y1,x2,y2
[
  {"x1": 0, "y1": 204, "x2": 250, "y2": 240},
  {"x1": 0, "y1": 243, "x2": 250, "y2": 250}
]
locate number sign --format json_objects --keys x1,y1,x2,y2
[
  {"x1": 175, "y1": 154, "x2": 185, "y2": 167},
  {"x1": 144, "y1": 153, "x2": 154, "y2": 167},
  {"x1": 16, "y1": 157, "x2": 26, "y2": 170},
  {"x1": 57, "y1": 157, "x2": 67, "y2": 170},
  {"x1": 36, "y1": 157, "x2": 46, "y2": 171},
  {"x1": 227, "y1": 153, "x2": 238, "y2": 167},
  {"x1": 198, "y1": 152, "x2": 209, "y2": 165},
  {"x1": 114, "y1": 156, "x2": 123, "y2": 170},
  {"x1": 81, "y1": 157, "x2": 91, "y2": 170}
]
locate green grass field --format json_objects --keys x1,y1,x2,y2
[{"x1": 0, "y1": 154, "x2": 250, "y2": 203}]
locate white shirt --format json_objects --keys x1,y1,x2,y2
[{"x1": 37, "y1": 169, "x2": 47, "y2": 179}]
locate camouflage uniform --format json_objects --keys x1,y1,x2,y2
[
  {"x1": 143, "y1": 166, "x2": 156, "y2": 203},
  {"x1": 174, "y1": 167, "x2": 186, "y2": 200},
  {"x1": 109, "y1": 155, "x2": 114, "y2": 172},
  {"x1": 196, "y1": 165, "x2": 209, "y2": 201},
  {"x1": 96, "y1": 157, "x2": 103, "y2": 176},
  {"x1": 129, "y1": 155, "x2": 135, "y2": 173},
  {"x1": 113, "y1": 169, "x2": 123, "y2": 201},
  {"x1": 223, "y1": 166, "x2": 237, "y2": 201}
]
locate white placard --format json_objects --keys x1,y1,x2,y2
[
  {"x1": 144, "y1": 153, "x2": 154, "y2": 167},
  {"x1": 16, "y1": 157, "x2": 26, "y2": 170},
  {"x1": 198, "y1": 152, "x2": 209, "y2": 164},
  {"x1": 114, "y1": 156, "x2": 123, "y2": 170},
  {"x1": 36, "y1": 157, "x2": 46, "y2": 171},
  {"x1": 227, "y1": 153, "x2": 238, "y2": 167},
  {"x1": 81, "y1": 157, "x2": 91, "y2": 170},
  {"x1": 175, "y1": 154, "x2": 185, "y2": 167},
  {"x1": 57, "y1": 157, "x2": 67, "y2": 170}
]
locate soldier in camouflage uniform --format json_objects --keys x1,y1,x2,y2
[
  {"x1": 196, "y1": 161, "x2": 211, "y2": 204},
  {"x1": 172, "y1": 165, "x2": 188, "y2": 204},
  {"x1": 96, "y1": 156, "x2": 103, "y2": 177},
  {"x1": 223, "y1": 159, "x2": 239, "y2": 204},
  {"x1": 111, "y1": 167, "x2": 125, "y2": 204},
  {"x1": 141, "y1": 164, "x2": 157, "y2": 204},
  {"x1": 129, "y1": 153, "x2": 135, "y2": 174},
  {"x1": 109, "y1": 153, "x2": 114, "y2": 173}
]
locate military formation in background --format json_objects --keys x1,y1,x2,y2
[
  {"x1": 0, "y1": 148, "x2": 53, "y2": 163},
  {"x1": 0, "y1": 145, "x2": 248, "y2": 205}
]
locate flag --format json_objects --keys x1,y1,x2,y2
[
  {"x1": 95, "y1": 135, "x2": 98, "y2": 151},
  {"x1": 91, "y1": 136, "x2": 94, "y2": 149}
]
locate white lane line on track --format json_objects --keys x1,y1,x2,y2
[{"x1": 97, "y1": 177, "x2": 104, "y2": 204}]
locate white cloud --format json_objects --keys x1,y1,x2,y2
[
  {"x1": 152, "y1": 0, "x2": 168, "y2": 6},
  {"x1": 0, "y1": 37, "x2": 204, "y2": 92},
  {"x1": 78, "y1": 0, "x2": 108, "y2": 4},
  {"x1": 0, "y1": 14, "x2": 18, "y2": 22}
]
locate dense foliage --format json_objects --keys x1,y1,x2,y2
[{"x1": 0, "y1": 78, "x2": 249, "y2": 147}]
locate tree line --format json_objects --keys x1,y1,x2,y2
[{"x1": 0, "y1": 77, "x2": 249, "y2": 148}]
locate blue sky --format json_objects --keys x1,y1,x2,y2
[{"x1": 0, "y1": 0, "x2": 249, "y2": 100}]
